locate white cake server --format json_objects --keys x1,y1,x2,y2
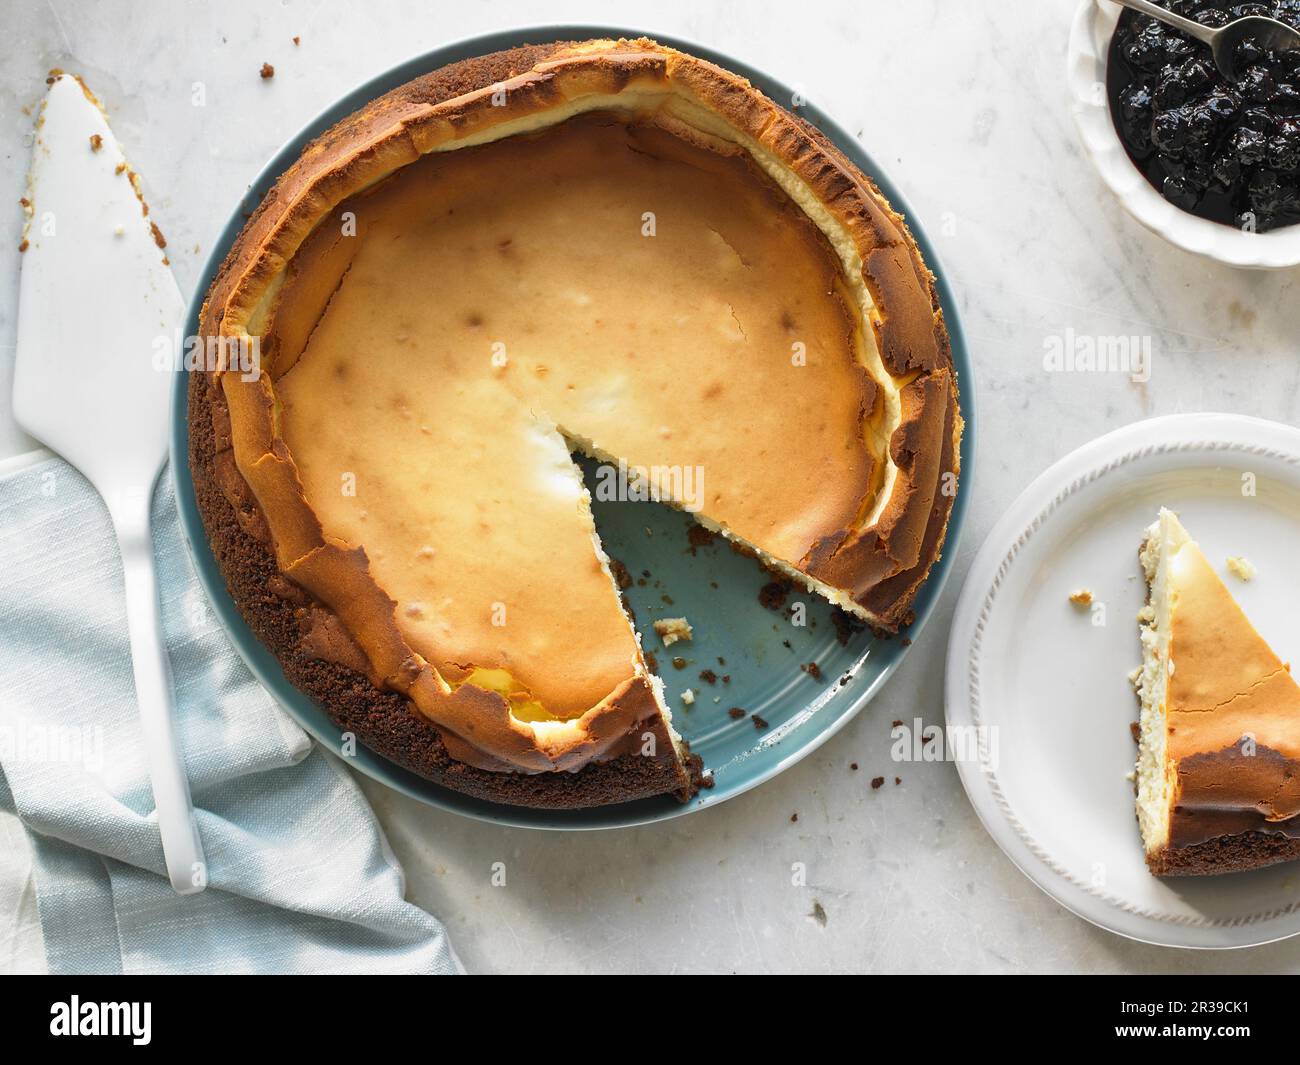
[{"x1": 14, "y1": 74, "x2": 205, "y2": 895}]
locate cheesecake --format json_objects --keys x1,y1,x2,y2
[
  {"x1": 190, "y1": 38, "x2": 962, "y2": 809},
  {"x1": 1134, "y1": 509, "x2": 1300, "y2": 875}
]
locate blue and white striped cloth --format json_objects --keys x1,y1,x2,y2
[{"x1": 0, "y1": 453, "x2": 461, "y2": 974}]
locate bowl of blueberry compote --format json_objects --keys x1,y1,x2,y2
[{"x1": 1069, "y1": 0, "x2": 1300, "y2": 267}]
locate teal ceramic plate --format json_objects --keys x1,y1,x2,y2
[{"x1": 170, "y1": 25, "x2": 975, "y2": 829}]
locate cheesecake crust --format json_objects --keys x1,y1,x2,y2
[
  {"x1": 192, "y1": 37, "x2": 961, "y2": 799},
  {"x1": 1148, "y1": 831, "x2": 1300, "y2": 877}
]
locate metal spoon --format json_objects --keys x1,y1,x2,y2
[{"x1": 1112, "y1": 0, "x2": 1300, "y2": 82}]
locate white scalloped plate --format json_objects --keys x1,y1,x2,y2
[
  {"x1": 1068, "y1": 0, "x2": 1300, "y2": 268},
  {"x1": 947, "y1": 413, "x2": 1300, "y2": 948}
]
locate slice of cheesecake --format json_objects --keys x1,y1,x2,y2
[{"x1": 1134, "y1": 508, "x2": 1300, "y2": 876}]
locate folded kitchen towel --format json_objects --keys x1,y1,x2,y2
[{"x1": 0, "y1": 452, "x2": 461, "y2": 974}]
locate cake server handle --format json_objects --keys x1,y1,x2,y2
[{"x1": 110, "y1": 488, "x2": 207, "y2": 895}]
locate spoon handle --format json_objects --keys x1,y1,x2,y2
[{"x1": 1109, "y1": 0, "x2": 1218, "y2": 46}]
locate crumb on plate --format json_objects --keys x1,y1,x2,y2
[
  {"x1": 653, "y1": 616, "x2": 692, "y2": 646},
  {"x1": 1226, "y1": 555, "x2": 1256, "y2": 582}
]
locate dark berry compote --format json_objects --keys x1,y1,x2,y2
[{"x1": 1108, "y1": 1, "x2": 1300, "y2": 232}]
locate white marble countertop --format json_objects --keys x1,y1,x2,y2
[{"x1": 4, "y1": 0, "x2": 1300, "y2": 974}]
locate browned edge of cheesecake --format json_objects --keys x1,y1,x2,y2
[{"x1": 189, "y1": 38, "x2": 961, "y2": 803}]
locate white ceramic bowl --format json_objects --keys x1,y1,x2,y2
[{"x1": 1068, "y1": 0, "x2": 1300, "y2": 268}]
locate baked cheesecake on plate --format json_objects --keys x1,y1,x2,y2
[
  {"x1": 1135, "y1": 509, "x2": 1300, "y2": 876},
  {"x1": 187, "y1": 36, "x2": 962, "y2": 811},
  {"x1": 945, "y1": 414, "x2": 1300, "y2": 947}
]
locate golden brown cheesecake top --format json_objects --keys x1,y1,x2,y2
[
  {"x1": 272, "y1": 114, "x2": 879, "y2": 716},
  {"x1": 198, "y1": 37, "x2": 961, "y2": 778},
  {"x1": 1162, "y1": 529, "x2": 1300, "y2": 846}
]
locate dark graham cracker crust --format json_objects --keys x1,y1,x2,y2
[{"x1": 1150, "y1": 832, "x2": 1300, "y2": 877}]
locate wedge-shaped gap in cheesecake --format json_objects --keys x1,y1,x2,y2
[{"x1": 558, "y1": 426, "x2": 889, "y2": 622}]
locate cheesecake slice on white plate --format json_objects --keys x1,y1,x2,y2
[{"x1": 1134, "y1": 508, "x2": 1300, "y2": 876}]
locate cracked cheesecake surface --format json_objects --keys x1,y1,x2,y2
[
  {"x1": 272, "y1": 113, "x2": 876, "y2": 718},
  {"x1": 192, "y1": 37, "x2": 961, "y2": 807}
]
